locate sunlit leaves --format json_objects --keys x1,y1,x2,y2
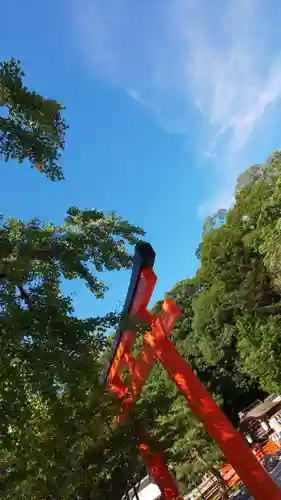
[
  {"x1": 0, "y1": 207, "x2": 144, "y2": 498},
  {"x1": 0, "y1": 58, "x2": 67, "y2": 180}
]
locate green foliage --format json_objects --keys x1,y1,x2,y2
[
  {"x1": 3, "y1": 57, "x2": 281, "y2": 497},
  {"x1": 237, "y1": 314, "x2": 281, "y2": 393},
  {"x1": 0, "y1": 58, "x2": 146, "y2": 499},
  {"x1": 0, "y1": 58, "x2": 67, "y2": 180},
  {"x1": 202, "y1": 209, "x2": 227, "y2": 238},
  {"x1": 0, "y1": 208, "x2": 145, "y2": 499},
  {"x1": 135, "y1": 153, "x2": 281, "y2": 492},
  {"x1": 1, "y1": 386, "x2": 145, "y2": 499}
]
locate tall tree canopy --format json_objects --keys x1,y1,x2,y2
[
  {"x1": 0, "y1": 58, "x2": 66, "y2": 180},
  {"x1": 0, "y1": 58, "x2": 146, "y2": 499},
  {"x1": 195, "y1": 151, "x2": 281, "y2": 394},
  {"x1": 135, "y1": 153, "x2": 281, "y2": 492}
]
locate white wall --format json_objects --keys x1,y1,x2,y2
[{"x1": 131, "y1": 483, "x2": 161, "y2": 500}]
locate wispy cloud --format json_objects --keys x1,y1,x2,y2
[
  {"x1": 70, "y1": 0, "x2": 281, "y2": 216},
  {"x1": 126, "y1": 89, "x2": 148, "y2": 106}
]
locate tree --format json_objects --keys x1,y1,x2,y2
[
  {"x1": 0, "y1": 58, "x2": 147, "y2": 499},
  {"x1": 193, "y1": 153, "x2": 281, "y2": 396},
  {"x1": 135, "y1": 160, "x2": 281, "y2": 492},
  {"x1": 130, "y1": 151, "x2": 281, "y2": 494},
  {"x1": 0, "y1": 58, "x2": 67, "y2": 180},
  {"x1": 235, "y1": 164, "x2": 265, "y2": 195},
  {"x1": 0, "y1": 208, "x2": 148, "y2": 499}
]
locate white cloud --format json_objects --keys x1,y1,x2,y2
[
  {"x1": 70, "y1": 0, "x2": 281, "y2": 215},
  {"x1": 126, "y1": 89, "x2": 148, "y2": 106}
]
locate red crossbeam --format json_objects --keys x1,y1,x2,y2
[
  {"x1": 106, "y1": 260, "x2": 281, "y2": 500},
  {"x1": 145, "y1": 311, "x2": 281, "y2": 500}
]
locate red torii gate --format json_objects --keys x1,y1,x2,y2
[{"x1": 103, "y1": 243, "x2": 281, "y2": 499}]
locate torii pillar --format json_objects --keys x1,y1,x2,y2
[{"x1": 103, "y1": 243, "x2": 281, "y2": 500}]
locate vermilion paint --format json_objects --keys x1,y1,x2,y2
[{"x1": 106, "y1": 254, "x2": 281, "y2": 500}]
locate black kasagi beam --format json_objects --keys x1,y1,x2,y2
[{"x1": 102, "y1": 242, "x2": 155, "y2": 384}]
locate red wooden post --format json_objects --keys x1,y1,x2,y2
[
  {"x1": 139, "y1": 443, "x2": 181, "y2": 499},
  {"x1": 144, "y1": 300, "x2": 281, "y2": 500},
  {"x1": 105, "y1": 244, "x2": 281, "y2": 500},
  {"x1": 105, "y1": 261, "x2": 182, "y2": 499}
]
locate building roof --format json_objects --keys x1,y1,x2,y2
[{"x1": 246, "y1": 400, "x2": 280, "y2": 419}]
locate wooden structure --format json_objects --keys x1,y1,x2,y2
[{"x1": 104, "y1": 243, "x2": 281, "y2": 499}]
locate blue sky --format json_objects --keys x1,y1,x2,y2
[{"x1": 1, "y1": 0, "x2": 281, "y2": 318}]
